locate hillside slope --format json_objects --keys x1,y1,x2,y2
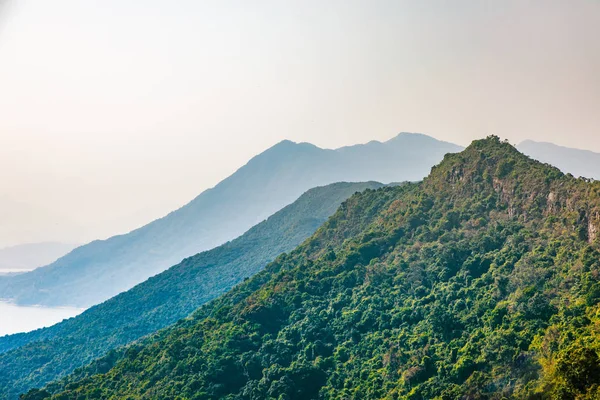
[
  {"x1": 27, "y1": 137, "x2": 600, "y2": 399},
  {"x1": 0, "y1": 182, "x2": 382, "y2": 399},
  {"x1": 0, "y1": 133, "x2": 461, "y2": 308}
]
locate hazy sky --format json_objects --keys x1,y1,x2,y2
[{"x1": 0, "y1": 0, "x2": 598, "y2": 246}]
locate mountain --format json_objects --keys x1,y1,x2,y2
[
  {"x1": 0, "y1": 182, "x2": 383, "y2": 399},
  {"x1": 0, "y1": 243, "x2": 78, "y2": 272},
  {"x1": 518, "y1": 140, "x2": 600, "y2": 180},
  {"x1": 0, "y1": 133, "x2": 461, "y2": 308},
  {"x1": 26, "y1": 137, "x2": 600, "y2": 399}
]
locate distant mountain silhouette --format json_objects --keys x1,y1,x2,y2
[
  {"x1": 0, "y1": 242, "x2": 78, "y2": 272},
  {"x1": 518, "y1": 140, "x2": 600, "y2": 180},
  {"x1": 0, "y1": 133, "x2": 462, "y2": 308}
]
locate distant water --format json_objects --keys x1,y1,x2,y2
[
  {"x1": 0, "y1": 268, "x2": 31, "y2": 273},
  {"x1": 0, "y1": 269, "x2": 31, "y2": 276},
  {"x1": 0, "y1": 301, "x2": 83, "y2": 336}
]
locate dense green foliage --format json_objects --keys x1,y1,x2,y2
[
  {"x1": 0, "y1": 182, "x2": 382, "y2": 400},
  {"x1": 23, "y1": 137, "x2": 600, "y2": 399},
  {"x1": 0, "y1": 133, "x2": 459, "y2": 308}
]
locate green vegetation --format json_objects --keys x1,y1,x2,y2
[
  {"x1": 0, "y1": 182, "x2": 382, "y2": 400},
  {"x1": 22, "y1": 137, "x2": 600, "y2": 399}
]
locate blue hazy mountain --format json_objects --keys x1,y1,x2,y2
[
  {"x1": 0, "y1": 133, "x2": 462, "y2": 308},
  {"x1": 518, "y1": 140, "x2": 600, "y2": 180}
]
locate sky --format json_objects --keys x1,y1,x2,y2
[{"x1": 0, "y1": 0, "x2": 598, "y2": 247}]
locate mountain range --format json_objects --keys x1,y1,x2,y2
[
  {"x1": 0, "y1": 181, "x2": 383, "y2": 398},
  {"x1": 3, "y1": 135, "x2": 599, "y2": 308},
  {"x1": 0, "y1": 133, "x2": 461, "y2": 308},
  {"x1": 21, "y1": 137, "x2": 600, "y2": 399}
]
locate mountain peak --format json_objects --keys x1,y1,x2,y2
[
  {"x1": 384, "y1": 133, "x2": 465, "y2": 155},
  {"x1": 468, "y1": 134, "x2": 515, "y2": 150},
  {"x1": 385, "y1": 132, "x2": 440, "y2": 144},
  {"x1": 386, "y1": 131, "x2": 430, "y2": 141},
  {"x1": 272, "y1": 139, "x2": 297, "y2": 147},
  {"x1": 426, "y1": 135, "x2": 562, "y2": 189},
  {"x1": 265, "y1": 139, "x2": 321, "y2": 154},
  {"x1": 424, "y1": 135, "x2": 574, "y2": 222},
  {"x1": 242, "y1": 140, "x2": 322, "y2": 169},
  {"x1": 431, "y1": 135, "x2": 530, "y2": 178}
]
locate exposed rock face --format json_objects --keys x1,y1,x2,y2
[
  {"x1": 588, "y1": 210, "x2": 600, "y2": 243},
  {"x1": 547, "y1": 192, "x2": 559, "y2": 213}
]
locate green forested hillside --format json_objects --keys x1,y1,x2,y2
[
  {"x1": 0, "y1": 182, "x2": 382, "y2": 400},
  {"x1": 24, "y1": 137, "x2": 600, "y2": 399}
]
